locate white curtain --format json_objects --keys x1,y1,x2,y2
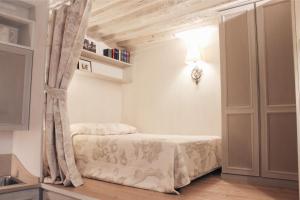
[{"x1": 43, "y1": 0, "x2": 92, "y2": 187}]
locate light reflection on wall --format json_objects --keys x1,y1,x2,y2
[{"x1": 175, "y1": 26, "x2": 218, "y2": 83}]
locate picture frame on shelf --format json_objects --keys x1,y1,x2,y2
[
  {"x1": 83, "y1": 38, "x2": 96, "y2": 53},
  {"x1": 83, "y1": 39, "x2": 89, "y2": 51},
  {"x1": 89, "y1": 41, "x2": 96, "y2": 53},
  {"x1": 78, "y1": 59, "x2": 92, "y2": 72}
]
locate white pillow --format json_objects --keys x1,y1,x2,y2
[{"x1": 70, "y1": 123, "x2": 137, "y2": 136}]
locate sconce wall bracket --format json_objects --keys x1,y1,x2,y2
[{"x1": 191, "y1": 67, "x2": 202, "y2": 85}]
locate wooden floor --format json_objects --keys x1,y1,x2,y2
[{"x1": 52, "y1": 173, "x2": 299, "y2": 200}]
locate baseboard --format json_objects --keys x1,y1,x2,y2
[{"x1": 222, "y1": 173, "x2": 298, "y2": 190}]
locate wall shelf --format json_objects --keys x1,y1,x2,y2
[
  {"x1": 0, "y1": 41, "x2": 33, "y2": 51},
  {"x1": 75, "y1": 70, "x2": 129, "y2": 84},
  {"x1": 80, "y1": 49, "x2": 131, "y2": 69},
  {"x1": 0, "y1": 11, "x2": 35, "y2": 48},
  {"x1": 0, "y1": 11, "x2": 34, "y2": 25}
]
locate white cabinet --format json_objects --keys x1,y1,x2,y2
[
  {"x1": 0, "y1": 43, "x2": 32, "y2": 130},
  {"x1": 43, "y1": 191, "x2": 79, "y2": 200},
  {"x1": 0, "y1": 189, "x2": 39, "y2": 200},
  {"x1": 0, "y1": 0, "x2": 35, "y2": 131},
  {"x1": 220, "y1": 0, "x2": 298, "y2": 181},
  {"x1": 256, "y1": 0, "x2": 298, "y2": 181},
  {"x1": 220, "y1": 4, "x2": 260, "y2": 176}
]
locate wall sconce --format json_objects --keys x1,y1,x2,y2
[
  {"x1": 189, "y1": 60, "x2": 203, "y2": 85},
  {"x1": 175, "y1": 26, "x2": 215, "y2": 85},
  {"x1": 191, "y1": 62, "x2": 203, "y2": 85},
  {"x1": 185, "y1": 50, "x2": 203, "y2": 85}
]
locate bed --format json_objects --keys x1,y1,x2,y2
[{"x1": 71, "y1": 123, "x2": 221, "y2": 194}]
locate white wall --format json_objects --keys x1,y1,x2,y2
[
  {"x1": 122, "y1": 24, "x2": 222, "y2": 136},
  {"x1": 68, "y1": 73, "x2": 123, "y2": 124},
  {"x1": 0, "y1": 132, "x2": 13, "y2": 154},
  {"x1": 68, "y1": 38, "x2": 123, "y2": 124}
]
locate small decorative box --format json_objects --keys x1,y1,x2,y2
[
  {"x1": 9, "y1": 26, "x2": 18, "y2": 44},
  {"x1": 0, "y1": 24, "x2": 18, "y2": 44}
]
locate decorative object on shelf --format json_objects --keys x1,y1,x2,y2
[
  {"x1": 89, "y1": 41, "x2": 96, "y2": 53},
  {"x1": 103, "y1": 48, "x2": 130, "y2": 63},
  {"x1": 121, "y1": 49, "x2": 130, "y2": 63},
  {"x1": 83, "y1": 38, "x2": 89, "y2": 50},
  {"x1": 82, "y1": 38, "x2": 96, "y2": 53},
  {"x1": 0, "y1": 24, "x2": 18, "y2": 44},
  {"x1": 78, "y1": 59, "x2": 92, "y2": 72},
  {"x1": 81, "y1": 49, "x2": 131, "y2": 68},
  {"x1": 9, "y1": 27, "x2": 18, "y2": 44}
]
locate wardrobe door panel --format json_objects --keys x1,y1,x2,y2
[
  {"x1": 268, "y1": 113, "x2": 298, "y2": 173},
  {"x1": 227, "y1": 114, "x2": 253, "y2": 169},
  {"x1": 220, "y1": 4, "x2": 260, "y2": 176},
  {"x1": 263, "y1": 1, "x2": 295, "y2": 105},
  {"x1": 225, "y1": 12, "x2": 251, "y2": 107},
  {"x1": 257, "y1": 0, "x2": 298, "y2": 180}
]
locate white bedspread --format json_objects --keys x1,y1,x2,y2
[{"x1": 72, "y1": 133, "x2": 221, "y2": 193}]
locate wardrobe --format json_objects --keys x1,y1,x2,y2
[{"x1": 220, "y1": 0, "x2": 298, "y2": 182}]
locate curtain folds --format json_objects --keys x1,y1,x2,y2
[{"x1": 43, "y1": 0, "x2": 92, "y2": 187}]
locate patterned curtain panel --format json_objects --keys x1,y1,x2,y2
[{"x1": 43, "y1": 0, "x2": 92, "y2": 187}]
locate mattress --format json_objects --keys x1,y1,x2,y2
[{"x1": 72, "y1": 133, "x2": 221, "y2": 193}]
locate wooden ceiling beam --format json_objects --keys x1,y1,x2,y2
[
  {"x1": 88, "y1": 0, "x2": 203, "y2": 33},
  {"x1": 116, "y1": 17, "x2": 218, "y2": 50},
  {"x1": 88, "y1": 0, "x2": 239, "y2": 44},
  {"x1": 89, "y1": 0, "x2": 160, "y2": 28},
  {"x1": 88, "y1": 0, "x2": 255, "y2": 49},
  {"x1": 90, "y1": 0, "x2": 125, "y2": 16},
  {"x1": 98, "y1": 0, "x2": 239, "y2": 44},
  {"x1": 115, "y1": 0, "x2": 255, "y2": 48},
  {"x1": 100, "y1": 9, "x2": 215, "y2": 44}
]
